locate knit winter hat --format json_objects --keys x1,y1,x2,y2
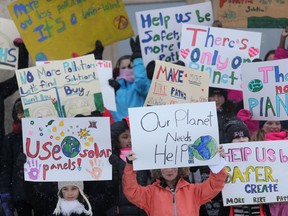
[
  {"x1": 209, "y1": 87, "x2": 228, "y2": 100},
  {"x1": 54, "y1": 181, "x2": 92, "y2": 216},
  {"x1": 224, "y1": 118, "x2": 250, "y2": 143}
]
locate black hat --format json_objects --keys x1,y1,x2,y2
[
  {"x1": 209, "y1": 87, "x2": 228, "y2": 100},
  {"x1": 224, "y1": 118, "x2": 250, "y2": 143}
]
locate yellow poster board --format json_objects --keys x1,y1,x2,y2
[
  {"x1": 213, "y1": 0, "x2": 288, "y2": 28},
  {"x1": 8, "y1": 0, "x2": 134, "y2": 62}
]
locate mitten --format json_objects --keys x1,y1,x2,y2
[
  {"x1": 237, "y1": 109, "x2": 259, "y2": 136},
  {"x1": 146, "y1": 60, "x2": 155, "y2": 80},
  {"x1": 0, "y1": 192, "x2": 14, "y2": 216},
  {"x1": 130, "y1": 35, "x2": 142, "y2": 61},
  {"x1": 108, "y1": 79, "x2": 120, "y2": 92},
  {"x1": 13, "y1": 38, "x2": 29, "y2": 69},
  {"x1": 16, "y1": 152, "x2": 27, "y2": 167},
  {"x1": 89, "y1": 40, "x2": 104, "y2": 60}
]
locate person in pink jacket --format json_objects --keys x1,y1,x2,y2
[{"x1": 122, "y1": 151, "x2": 227, "y2": 216}]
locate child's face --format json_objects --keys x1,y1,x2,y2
[
  {"x1": 61, "y1": 185, "x2": 80, "y2": 201},
  {"x1": 209, "y1": 94, "x2": 225, "y2": 110},
  {"x1": 119, "y1": 129, "x2": 131, "y2": 148},
  {"x1": 232, "y1": 136, "x2": 249, "y2": 143},
  {"x1": 161, "y1": 168, "x2": 178, "y2": 186},
  {"x1": 262, "y1": 121, "x2": 281, "y2": 133},
  {"x1": 120, "y1": 59, "x2": 132, "y2": 70},
  {"x1": 17, "y1": 111, "x2": 25, "y2": 120}
]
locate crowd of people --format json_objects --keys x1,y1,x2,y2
[{"x1": 0, "y1": 17, "x2": 288, "y2": 216}]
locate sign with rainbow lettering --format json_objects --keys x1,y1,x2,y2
[
  {"x1": 144, "y1": 60, "x2": 209, "y2": 106},
  {"x1": 179, "y1": 24, "x2": 262, "y2": 90},
  {"x1": 22, "y1": 117, "x2": 112, "y2": 181},
  {"x1": 213, "y1": 0, "x2": 288, "y2": 28},
  {"x1": 8, "y1": 0, "x2": 134, "y2": 62},
  {"x1": 16, "y1": 54, "x2": 104, "y2": 117},
  {"x1": 242, "y1": 58, "x2": 288, "y2": 120},
  {"x1": 222, "y1": 141, "x2": 288, "y2": 206},
  {"x1": 128, "y1": 102, "x2": 220, "y2": 170},
  {"x1": 0, "y1": 17, "x2": 19, "y2": 70},
  {"x1": 136, "y1": 2, "x2": 213, "y2": 66}
]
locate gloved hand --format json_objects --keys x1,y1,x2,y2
[
  {"x1": 108, "y1": 79, "x2": 120, "y2": 92},
  {"x1": 89, "y1": 40, "x2": 104, "y2": 60},
  {"x1": 130, "y1": 35, "x2": 142, "y2": 61},
  {"x1": 13, "y1": 38, "x2": 29, "y2": 69},
  {"x1": 0, "y1": 192, "x2": 14, "y2": 216},
  {"x1": 16, "y1": 152, "x2": 27, "y2": 167}
]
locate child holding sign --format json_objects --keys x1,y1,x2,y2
[
  {"x1": 53, "y1": 181, "x2": 92, "y2": 216},
  {"x1": 122, "y1": 149, "x2": 227, "y2": 216}
]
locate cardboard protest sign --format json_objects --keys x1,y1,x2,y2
[
  {"x1": 8, "y1": 0, "x2": 134, "y2": 62},
  {"x1": 136, "y1": 2, "x2": 213, "y2": 66},
  {"x1": 213, "y1": 0, "x2": 288, "y2": 28},
  {"x1": 22, "y1": 117, "x2": 112, "y2": 181},
  {"x1": 16, "y1": 54, "x2": 104, "y2": 117},
  {"x1": 242, "y1": 58, "x2": 288, "y2": 120},
  {"x1": 128, "y1": 102, "x2": 220, "y2": 170},
  {"x1": 144, "y1": 60, "x2": 209, "y2": 106},
  {"x1": 222, "y1": 141, "x2": 288, "y2": 206},
  {"x1": 179, "y1": 24, "x2": 261, "y2": 90},
  {"x1": 0, "y1": 17, "x2": 19, "y2": 70}
]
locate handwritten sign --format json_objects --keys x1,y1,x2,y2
[
  {"x1": 213, "y1": 0, "x2": 288, "y2": 28},
  {"x1": 128, "y1": 102, "x2": 220, "y2": 170},
  {"x1": 136, "y1": 2, "x2": 213, "y2": 66},
  {"x1": 179, "y1": 24, "x2": 262, "y2": 90},
  {"x1": 8, "y1": 0, "x2": 134, "y2": 62},
  {"x1": 16, "y1": 54, "x2": 104, "y2": 117},
  {"x1": 0, "y1": 17, "x2": 19, "y2": 70},
  {"x1": 144, "y1": 60, "x2": 209, "y2": 106},
  {"x1": 22, "y1": 117, "x2": 112, "y2": 181},
  {"x1": 222, "y1": 141, "x2": 288, "y2": 206},
  {"x1": 242, "y1": 58, "x2": 288, "y2": 120}
]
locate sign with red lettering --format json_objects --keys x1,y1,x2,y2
[
  {"x1": 222, "y1": 141, "x2": 288, "y2": 205},
  {"x1": 129, "y1": 102, "x2": 220, "y2": 170},
  {"x1": 213, "y1": 0, "x2": 288, "y2": 28},
  {"x1": 22, "y1": 117, "x2": 112, "y2": 181},
  {"x1": 144, "y1": 60, "x2": 209, "y2": 106},
  {"x1": 179, "y1": 24, "x2": 261, "y2": 90},
  {"x1": 242, "y1": 58, "x2": 288, "y2": 120}
]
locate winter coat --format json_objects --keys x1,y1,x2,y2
[
  {"x1": 269, "y1": 203, "x2": 288, "y2": 216},
  {"x1": 123, "y1": 163, "x2": 227, "y2": 216},
  {"x1": 274, "y1": 47, "x2": 288, "y2": 60},
  {"x1": 109, "y1": 155, "x2": 148, "y2": 216},
  {"x1": 112, "y1": 58, "x2": 150, "y2": 122}
]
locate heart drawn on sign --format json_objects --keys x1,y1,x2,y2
[
  {"x1": 248, "y1": 47, "x2": 259, "y2": 57},
  {"x1": 180, "y1": 48, "x2": 190, "y2": 59}
]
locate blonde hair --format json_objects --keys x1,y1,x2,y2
[
  {"x1": 150, "y1": 167, "x2": 190, "y2": 182},
  {"x1": 251, "y1": 129, "x2": 266, "y2": 141}
]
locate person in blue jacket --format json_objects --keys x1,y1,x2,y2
[{"x1": 110, "y1": 36, "x2": 150, "y2": 121}]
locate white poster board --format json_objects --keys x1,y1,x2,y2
[
  {"x1": 0, "y1": 17, "x2": 19, "y2": 70},
  {"x1": 222, "y1": 141, "x2": 288, "y2": 206},
  {"x1": 22, "y1": 117, "x2": 112, "y2": 181},
  {"x1": 129, "y1": 102, "x2": 220, "y2": 170},
  {"x1": 242, "y1": 58, "x2": 288, "y2": 120},
  {"x1": 179, "y1": 24, "x2": 262, "y2": 90},
  {"x1": 136, "y1": 2, "x2": 213, "y2": 66}
]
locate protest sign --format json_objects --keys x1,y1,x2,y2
[
  {"x1": 22, "y1": 117, "x2": 112, "y2": 181},
  {"x1": 179, "y1": 24, "x2": 261, "y2": 90},
  {"x1": 8, "y1": 0, "x2": 134, "y2": 62},
  {"x1": 222, "y1": 141, "x2": 288, "y2": 206},
  {"x1": 128, "y1": 102, "x2": 220, "y2": 170},
  {"x1": 0, "y1": 17, "x2": 19, "y2": 70},
  {"x1": 213, "y1": 0, "x2": 288, "y2": 28},
  {"x1": 136, "y1": 2, "x2": 213, "y2": 66},
  {"x1": 242, "y1": 58, "x2": 288, "y2": 120},
  {"x1": 144, "y1": 60, "x2": 209, "y2": 106},
  {"x1": 16, "y1": 54, "x2": 104, "y2": 117}
]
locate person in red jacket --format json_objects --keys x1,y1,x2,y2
[{"x1": 122, "y1": 150, "x2": 227, "y2": 216}]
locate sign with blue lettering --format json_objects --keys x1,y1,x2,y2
[
  {"x1": 0, "y1": 18, "x2": 19, "y2": 70},
  {"x1": 128, "y1": 102, "x2": 220, "y2": 170},
  {"x1": 222, "y1": 141, "x2": 288, "y2": 205},
  {"x1": 16, "y1": 54, "x2": 104, "y2": 117},
  {"x1": 136, "y1": 2, "x2": 213, "y2": 66}
]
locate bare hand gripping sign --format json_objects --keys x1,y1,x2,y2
[{"x1": 128, "y1": 102, "x2": 221, "y2": 170}]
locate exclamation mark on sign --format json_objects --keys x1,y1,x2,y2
[{"x1": 77, "y1": 158, "x2": 82, "y2": 171}]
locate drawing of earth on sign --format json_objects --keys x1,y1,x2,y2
[
  {"x1": 188, "y1": 135, "x2": 217, "y2": 164},
  {"x1": 61, "y1": 136, "x2": 81, "y2": 158}
]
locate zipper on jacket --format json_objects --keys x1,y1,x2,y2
[{"x1": 172, "y1": 190, "x2": 177, "y2": 216}]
